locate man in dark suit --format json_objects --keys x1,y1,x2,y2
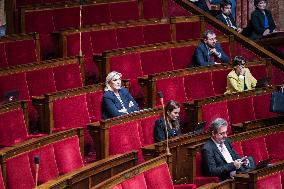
[
  {"x1": 216, "y1": 0, "x2": 242, "y2": 33},
  {"x1": 191, "y1": 30, "x2": 229, "y2": 67},
  {"x1": 202, "y1": 118, "x2": 255, "y2": 180}
]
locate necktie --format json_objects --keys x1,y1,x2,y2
[
  {"x1": 219, "y1": 143, "x2": 224, "y2": 153},
  {"x1": 225, "y1": 17, "x2": 232, "y2": 27}
]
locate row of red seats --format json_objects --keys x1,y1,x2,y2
[{"x1": 0, "y1": 56, "x2": 83, "y2": 124}]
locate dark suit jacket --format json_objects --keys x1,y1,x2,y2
[
  {"x1": 102, "y1": 87, "x2": 139, "y2": 119},
  {"x1": 250, "y1": 8, "x2": 276, "y2": 39},
  {"x1": 154, "y1": 118, "x2": 181, "y2": 143},
  {"x1": 216, "y1": 13, "x2": 237, "y2": 28},
  {"x1": 191, "y1": 42, "x2": 229, "y2": 67},
  {"x1": 202, "y1": 138, "x2": 240, "y2": 180}
]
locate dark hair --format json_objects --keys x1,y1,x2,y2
[
  {"x1": 209, "y1": 118, "x2": 228, "y2": 134},
  {"x1": 233, "y1": 56, "x2": 246, "y2": 67},
  {"x1": 220, "y1": 0, "x2": 232, "y2": 9},
  {"x1": 203, "y1": 30, "x2": 216, "y2": 39},
  {"x1": 165, "y1": 100, "x2": 180, "y2": 129},
  {"x1": 254, "y1": 0, "x2": 267, "y2": 7}
]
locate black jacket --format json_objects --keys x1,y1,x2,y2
[{"x1": 250, "y1": 8, "x2": 276, "y2": 39}]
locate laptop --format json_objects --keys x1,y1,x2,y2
[
  {"x1": 3, "y1": 90, "x2": 19, "y2": 103},
  {"x1": 255, "y1": 77, "x2": 271, "y2": 88},
  {"x1": 255, "y1": 157, "x2": 272, "y2": 170},
  {"x1": 188, "y1": 121, "x2": 206, "y2": 135}
]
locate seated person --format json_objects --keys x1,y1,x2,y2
[
  {"x1": 225, "y1": 56, "x2": 257, "y2": 94},
  {"x1": 102, "y1": 71, "x2": 139, "y2": 119},
  {"x1": 216, "y1": 0, "x2": 242, "y2": 33},
  {"x1": 154, "y1": 100, "x2": 182, "y2": 143},
  {"x1": 250, "y1": 0, "x2": 277, "y2": 40},
  {"x1": 191, "y1": 30, "x2": 229, "y2": 67},
  {"x1": 202, "y1": 118, "x2": 255, "y2": 180}
]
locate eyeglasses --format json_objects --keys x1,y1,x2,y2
[{"x1": 217, "y1": 131, "x2": 228, "y2": 136}]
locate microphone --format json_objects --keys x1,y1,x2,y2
[
  {"x1": 157, "y1": 91, "x2": 171, "y2": 155},
  {"x1": 34, "y1": 156, "x2": 40, "y2": 188}
]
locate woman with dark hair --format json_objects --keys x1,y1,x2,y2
[
  {"x1": 250, "y1": 0, "x2": 276, "y2": 39},
  {"x1": 225, "y1": 56, "x2": 257, "y2": 94},
  {"x1": 154, "y1": 100, "x2": 182, "y2": 143}
]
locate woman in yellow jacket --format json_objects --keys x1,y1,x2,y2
[{"x1": 225, "y1": 56, "x2": 257, "y2": 94}]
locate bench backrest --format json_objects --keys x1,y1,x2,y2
[
  {"x1": 0, "y1": 33, "x2": 40, "y2": 67},
  {"x1": 0, "y1": 101, "x2": 29, "y2": 147},
  {"x1": 92, "y1": 155, "x2": 173, "y2": 189},
  {"x1": 88, "y1": 108, "x2": 163, "y2": 161},
  {"x1": 0, "y1": 128, "x2": 84, "y2": 189},
  {"x1": 0, "y1": 56, "x2": 84, "y2": 124}
]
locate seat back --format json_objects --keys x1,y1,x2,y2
[
  {"x1": 0, "y1": 33, "x2": 40, "y2": 68},
  {"x1": 0, "y1": 57, "x2": 83, "y2": 124},
  {"x1": 0, "y1": 101, "x2": 29, "y2": 146},
  {"x1": 1, "y1": 129, "x2": 83, "y2": 189}
]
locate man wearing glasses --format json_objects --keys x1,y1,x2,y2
[
  {"x1": 225, "y1": 56, "x2": 257, "y2": 94},
  {"x1": 202, "y1": 118, "x2": 254, "y2": 180},
  {"x1": 191, "y1": 30, "x2": 229, "y2": 67}
]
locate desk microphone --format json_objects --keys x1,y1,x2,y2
[
  {"x1": 157, "y1": 91, "x2": 171, "y2": 155},
  {"x1": 34, "y1": 156, "x2": 40, "y2": 188}
]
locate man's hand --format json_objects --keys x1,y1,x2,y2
[
  {"x1": 237, "y1": 28, "x2": 243, "y2": 33},
  {"x1": 263, "y1": 29, "x2": 270, "y2": 36},
  {"x1": 233, "y1": 159, "x2": 243, "y2": 169}
]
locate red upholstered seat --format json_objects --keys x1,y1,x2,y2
[
  {"x1": 4, "y1": 39, "x2": 38, "y2": 67},
  {"x1": 241, "y1": 137, "x2": 269, "y2": 163},
  {"x1": 227, "y1": 97, "x2": 255, "y2": 124},
  {"x1": 52, "y1": 7, "x2": 80, "y2": 31},
  {"x1": 143, "y1": 0, "x2": 163, "y2": 19},
  {"x1": 265, "y1": 132, "x2": 284, "y2": 160},
  {"x1": 91, "y1": 29, "x2": 118, "y2": 54},
  {"x1": 271, "y1": 65, "x2": 284, "y2": 85},
  {"x1": 26, "y1": 68, "x2": 56, "y2": 96},
  {"x1": 53, "y1": 63, "x2": 83, "y2": 90},
  {"x1": 194, "y1": 152, "x2": 219, "y2": 187},
  {"x1": 0, "y1": 44, "x2": 7, "y2": 68},
  {"x1": 175, "y1": 21, "x2": 202, "y2": 41},
  {"x1": 171, "y1": 45, "x2": 196, "y2": 69},
  {"x1": 111, "y1": 185, "x2": 123, "y2": 189},
  {"x1": 232, "y1": 142, "x2": 244, "y2": 157},
  {"x1": 249, "y1": 64, "x2": 268, "y2": 80},
  {"x1": 86, "y1": 91, "x2": 104, "y2": 122},
  {"x1": 212, "y1": 69, "x2": 231, "y2": 95},
  {"x1": 156, "y1": 77, "x2": 187, "y2": 105},
  {"x1": 53, "y1": 136, "x2": 84, "y2": 175},
  {"x1": 52, "y1": 95, "x2": 90, "y2": 131},
  {"x1": 0, "y1": 73, "x2": 30, "y2": 102},
  {"x1": 82, "y1": 3, "x2": 111, "y2": 25},
  {"x1": 205, "y1": 24, "x2": 223, "y2": 36},
  {"x1": 167, "y1": 0, "x2": 192, "y2": 17},
  {"x1": 201, "y1": 101, "x2": 230, "y2": 132},
  {"x1": 28, "y1": 144, "x2": 59, "y2": 184},
  {"x1": 139, "y1": 115, "x2": 160, "y2": 146},
  {"x1": 6, "y1": 153, "x2": 35, "y2": 189},
  {"x1": 184, "y1": 72, "x2": 215, "y2": 101},
  {"x1": 0, "y1": 166, "x2": 4, "y2": 189},
  {"x1": 108, "y1": 121, "x2": 144, "y2": 162},
  {"x1": 121, "y1": 174, "x2": 147, "y2": 189},
  {"x1": 140, "y1": 49, "x2": 173, "y2": 75},
  {"x1": 0, "y1": 107, "x2": 29, "y2": 146},
  {"x1": 257, "y1": 172, "x2": 282, "y2": 189},
  {"x1": 234, "y1": 43, "x2": 260, "y2": 61},
  {"x1": 109, "y1": 1, "x2": 139, "y2": 22},
  {"x1": 109, "y1": 53, "x2": 143, "y2": 98},
  {"x1": 116, "y1": 26, "x2": 145, "y2": 48},
  {"x1": 143, "y1": 24, "x2": 172, "y2": 44},
  {"x1": 144, "y1": 163, "x2": 174, "y2": 189},
  {"x1": 253, "y1": 93, "x2": 278, "y2": 120},
  {"x1": 219, "y1": 42, "x2": 231, "y2": 61}
]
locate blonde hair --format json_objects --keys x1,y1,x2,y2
[{"x1": 105, "y1": 71, "x2": 122, "y2": 91}]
